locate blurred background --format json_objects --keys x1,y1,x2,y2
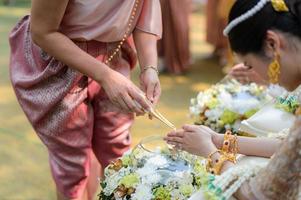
[{"x1": 0, "y1": 0, "x2": 233, "y2": 199}]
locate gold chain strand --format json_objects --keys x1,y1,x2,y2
[{"x1": 104, "y1": 0, "x2": 140, "y2": 64}]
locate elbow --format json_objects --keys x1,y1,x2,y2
[
  {"x1": 30, "y1": 27, "x2": 43, "y2": 46},
  {"x1": 30, "y1": 25, "x2": 49, "y2": 47}
]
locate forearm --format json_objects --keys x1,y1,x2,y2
[
  {"x1": 214, "y1": 134, "x2": 281, "y2": 158},
  {"x1": 31, "y1": 32, "x2": 110, "y2": 83},
  {"x1": 133, "y1": 29, "x2": 158, "y2": 69},
  {"x1": 30, "y1": 0, "x2": 111, "y2": 84}
]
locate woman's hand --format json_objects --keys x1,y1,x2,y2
[
  {"x1": 140, "y1": 69, "x2": 161, "y2": 105},
  {"x1": 100, "y1": 69, "x2": 152, "y2": 115},
  {"x1": 229, "y1": 63, "x2": 266, "y2": 85},
  {"x1": 164, "y1": 125, "x2": 218, "y2": 157}
]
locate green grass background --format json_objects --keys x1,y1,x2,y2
[{"x1": 0, "y1": 2, "x2": 222, "y2": 199}]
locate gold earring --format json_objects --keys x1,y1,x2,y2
[{"x1": 268, "y1": 52, "x2": 281, "y2": 84}]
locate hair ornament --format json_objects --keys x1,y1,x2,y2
[
  {"x1": 271, "y1": 0, "x2": 289, "y2": 12},
  {"x1": 223, "y1": 0, "x2": 289, "y2": 36}
]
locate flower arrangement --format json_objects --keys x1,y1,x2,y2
[
  {"x1": 189, "y1": 79, "x2": 270, "y2": 133},
  {"x1": 99, "y1": 137, "x2": 211, "y2": 200},
  {"x1": 274, "y1": 90, "x2": 301, "y2": 115}
]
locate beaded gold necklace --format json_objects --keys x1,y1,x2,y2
[{"x1": 104, "y1": 0, "x2": 140, "y2": 64}]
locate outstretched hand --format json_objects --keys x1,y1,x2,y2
[{"x1": 164, "y1": 125, "x2": 219, "y2": 157}]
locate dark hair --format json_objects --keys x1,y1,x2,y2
[{"x1": 227, "y1": 0, "x2": 301, "y2": 55}]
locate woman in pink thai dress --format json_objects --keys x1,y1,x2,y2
[{"x1": 9, "y1": 0, "x2": 162, "y2": 199}]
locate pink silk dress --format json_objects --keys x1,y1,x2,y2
[{"x1": 9, "y1": 0, "x2": 162, "y2": 198}]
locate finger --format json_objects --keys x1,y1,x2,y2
[
  {"x1": 153, "y1": 83, "x2": 161, "y2": 105},
  {"x1": 146, "y1": 82, "x2": 155, "y2": 103},
  {"x1": 166, "y1": 141, "x2": 183, "y2": 150},
  {"x1": 182, "y1": 124, "x2": 199, "y2": 132},
  {"x1": 122, "y1": 94, "x2": 137, "y2": 112},
  {"x1": 230, "y1": 73, "x2": 249, "y2": 84},
  {"x1": 231, "y1": 70, "x2": 249, "y2": 78},
  {"x1": 166, "y1": 141, "x2": 179, "y2": 147},
  {"x1": 200, "y1": 125, "x2": 215, "y2": 132},
  {"x1": 126, "y1": 94, "x2": 145, "y2": 114},
  {"x1": 231, "y1": 63, "x2": 249, "y2": 71},
  {"x1": 171, "y1": 130, "x2": 185, "y2": 138},
  {"x1": 117, "y1": 98, "x2": 131, "y2": 112},
  {"x1": 129, "y1": 89, "x2": 152, "y2": 112},
  {"x1": 165, "y1": 135, "x2": 183, "y2": 143},
  {"x1": 167, "y1": 129, "x2": 184, "y2": 137},
  {"x1": 133, "y1": 100, "x2": 145, "y2": 115},
  {"x1": 166, "y1": 130, "x2": 177, "y2": 137},
  {"x1": 236, "y1": 76, "x2": 249, "y2": 84}
]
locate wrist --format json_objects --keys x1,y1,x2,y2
[
  {"x1": 94, "y1": 64, "x2": 112, "y2": 84},
  {"x1": 213, "y1": 133, "x2": 224, "y2": 149},
  {"x1": 203, "y1": 144, "x2": 218, "y2": 158},
  {"x1": 140, "y1": 65, "x2": 159, "y2": 75}
]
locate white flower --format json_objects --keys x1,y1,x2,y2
[
  {"x1": 145, "y1": 173, "x2": 161, "y2": 185},
  {"x1": 166, "y1": 171, "x2": 193, "y2": 186},
  {"x1": 205, "y1": 108, "x2": 223, "y2": 121},
  {"x1": 171, "y1": 189, "x2": 186, "y2": 200},
  {"x1": 103, "y1": 173, "x2": 121, "y2": 196},
  {"x1": 146, "y1": 154, "x2": 168, "y2": 167},
  {"x1": 103, "y1": 168, "x2": 132, "y2": 196},
  {"x1": 136, "y1": 165, "x2": 157, "y2": 177},
  {"x1": 231, "y1": 97, "x2": 260, "y2": 114},
  {"x1": 189, "y1": 105, "x2": 200, "y2": 116},
  {"x1": 131, "y1": 185, "x2": 153, "y2": 200},
  {"x1": 180, "y1": 172, "x2": 194, "y2": 184},
  {"x1": 218, "y1": 91, "x2": 233, "y2": 108},
  {"x1": 190, "y1": 98, "x2": 196, "y2": 105},
  {"x1": 267, "y1": 84, "x2": 288, "y2": 98}
]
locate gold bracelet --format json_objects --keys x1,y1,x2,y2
[
  {"x1": 208, "y1": 150, "x2": 221, "y2": 161},
  {"x1": 221, "y1": 131, "x2": 238, "y2": 163},
  {"x1": 212, "y1": 154, "x2": 228, "y2": 175},
  {"x1": 207, "y1": 154, "x2": 227, "y2": 175},
  {"x1": 140, "y1": 65, "x2": 159, "y2": 75},
  {"x1": 206, "y1": 150, "x2": 221, "y2": 172}
]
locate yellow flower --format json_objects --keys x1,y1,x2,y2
[
  {"x1": 180, "y1": 185, "x2": 194, "y2": 197},
  {"x1": 206, "y1": 98, "x2": 219, "y2": 109},
  {"x1": 121, "y1": 155, "x2": 132, "y2": 167},
  {"x1": 119, "y1": 173, "x2": 139, "y2": 188},
  {"x1": 193, "y1": 161, "x2": 204, "y2": 174},
  {"x1": 220, "y1": 109, "x2": 239, "y2": 125},
  {"x1": 244, "y1": 109, "x2": 258, "y2": 118},
  {"x1": 153, "y1": 186, "x2": 171, "y2": 200}
]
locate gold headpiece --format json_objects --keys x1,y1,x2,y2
[{"x1": 271, "y1": 0, "x2": 289, "y2": 12}]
